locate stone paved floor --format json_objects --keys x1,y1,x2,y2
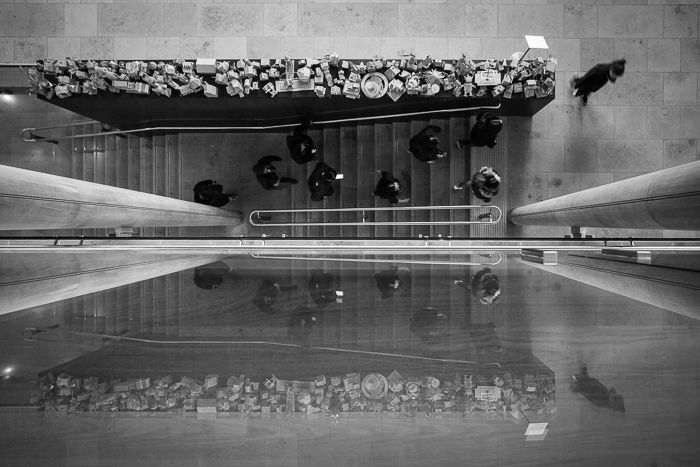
[{"x1": 0, "y1": 1, "x2": 698, "y2": 238}]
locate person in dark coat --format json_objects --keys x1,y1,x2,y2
[
  {"x1": 456, "y1": 113, "x2": 503, "y2": 149},
  {"x1": 453, "y1": 166, "x2": 501, "y2": 203},
  {"x1": 570, "y1": 59, "x2": 626, "y2": 105},
  {"x1": 409, "y1": 125, "x2": 447, "y2": 163},
  {"x1": 373, "y1": 171, "x2": 410, "y2": 204},
  {"x1": 193, "y1": 180, "x2": 237, "y2": 207},
  {"x1": 253, "y1": 155, "x2": 298, "y2": 190},
  {"x1": 571, "y1": 367, "x2": 625, "y2": 412},
  {"x1": 307, "y1": 161, "x2": 339, "y2": 202},
  {"x1": 308, "y1": 269, "x2": 341, "y2": 306},
  {"x1": 287, "y1": 123, "x2": 317, "y2": 165}
]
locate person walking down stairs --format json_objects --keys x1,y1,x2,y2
[
  {"x1": 456, "y1": 113, "x2": 503, "y2": 149},
  {"x1": 373, "y1": 170, "x2": 410, "y2": 204},
  {"x1": 287, "y1": 121, "x2": 317, "y2": 165},
  {"x1": 409, "y1": 125, "x2": 447, "y2": 163},
  {"x1": 453, "y1": 166, "x2": 502, "y2": 203},
  {"x1": 253, "y1": 155, "x2": 298, "y2": 190},
  {"x1": 308, "y1": 161, "x2": 341, "y2": 202},
  {"x1": 193, "y1": 180, "x2": 238, "y2": 207}
]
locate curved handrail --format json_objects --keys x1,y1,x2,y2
[
  {"x1": 249, "y1": 251, "x2": 503, "y2": 266},
  {"x1": 21, "y1": 104, "x2": 502, "y2": 142},
  {"x1": 249, "y1": 205, "x2": 503, "y2": 227}
]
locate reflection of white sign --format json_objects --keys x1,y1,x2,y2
[
  {"x1": 525, "y1": 35, "x2": 549, "y2": 49},
  {"x1": 525, "y1": 422, "x2": 548, "y2": 437}
]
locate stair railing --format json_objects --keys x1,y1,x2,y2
[
  {"x1": 249, "y1": 251, "x2": 503, "y2": 266},
  {"x1": 21, "y1": 104, "x2": 501, "y2": 142},
  {"x1": 249, "y1": 205, "x2": 503, "y2": 227}
]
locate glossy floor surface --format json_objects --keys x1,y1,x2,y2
[{"x1": 1, "y1": 254, "x2": 699, "y2": 466}]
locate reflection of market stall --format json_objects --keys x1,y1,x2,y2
[{"x1": 28, "y1": 56, "x2": 556, "y2": 130}]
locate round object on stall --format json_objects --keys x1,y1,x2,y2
[
  {"x1": 361, "y1": 373, "x2": 389, "y2": 400},
  {"x1": 361, "y1": 72, "x2": 388, "y2": 99}
]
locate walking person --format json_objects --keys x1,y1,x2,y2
[
  {"x1": 193, "y1": 180, "x2": 238, "y2": 207},
  {"x1": 409, "y1": 125, "x2": 447, "y2": 163},
  {"x1": 373, "y1": 170, "x2": 410, "y2": 204},
  {"x1": 453, "y1": 166, "x2": 501, "y2": 203},
  {"x1": 287, "y1": 121, "x2": 317, "y2": 165},
  {"x1": 252, "y1": 155, "x2": 298, "y2": 190},
  {"x1": 570, "y1": 59, "x2": 626, "y2": 105},
  {"x1": 456, "y1": 113, "x2": 503, "y2": 149},
  {"x1": 308, "y1": 161, "x2": 341, "y2": 202}
]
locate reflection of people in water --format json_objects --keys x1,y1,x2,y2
[
  {"x1": 373, "y1": 268, "x2": 406, "y2": 299},
  {"x1": 252, "y1": 279, "x2": 297, "y2": 313},
  {"x1": 287, "y1": 306, "x2": 318, "y2": 341},
  {"x1": 193, "y1": 261, "x2": 231, "y2": 290},
  {"x1": 308, "y1": 270, "x2": 342, "y2": 306},
  {"x1": 571, "y1": 367, "x2": 625, "y2": 413},
  {"x1": 409, "y1": 307, "x2": 450, "y2": 345},
  {"x1": 454, "y1": 267, "x2": 501, "y2": 304}
]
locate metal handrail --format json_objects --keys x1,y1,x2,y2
[
  {"x1": 21, "y1": 104, "x2": 502, "y2": 142},
  {"x1": 249, "y1": 251, "x2": 503, "y2": 266},
  {"x1": 249, "y1": 205, "x2": 503, "y2": 227}
]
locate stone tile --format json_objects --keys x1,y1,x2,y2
[
  {"x1": 447, "y1": 37, "x2": 482, "y2": 60},
  {"x1": 181, "y1": 37, "x2": 214, "y2": 59},
  {"x1": 680, "y1": 40, "x2": 700, "y2": 71},
  {"x1": 0, "y1": 38, "x2": 13, "y2": 62},
  {"x1": 147, "y1": 37, "x2": 180, "y2": 60},
  {"x1": 364, "y1": 4, "x2": 397, "y2": 37},
  {"x1": 114, "y1": 37, "x2": 148, "y2": 60},
  {"x1": 580, "y1": 172, "x2": 614, "y2": 190},
  {"x1": 548, "y1": 172, "x2": 582, "y2": 198},
  {"x1": 347, "y1": 36, "x2": 379, "y2": 59},
  {"x1": 397, "y1": 4, "x2": 465, "y2": 37},
  {"x1": 663, "y1": 72, "x2": 697, "y2": 104},
  {"x1": 80, "y1": 37, "x2": 113, "y2": 59},
  {"x1": 46, "y1": 37, "x2": 78, "y2": 59},
  {"x1": 313, "y1": 36, "x2": 348, "y2": 58},
  {"x1": 680, "y1": 106, "x2": 700, "y2": 138},
  {"x1": 613, "y1": 39, "x2": 647, "y2": 72},
  {"x1": 506, "y1": 113, "x2": 547, "y2": 141},
  {"x1": 598, "y1": 6, "x2": 663, "y2": 38},
  {"x1": 579, "y1": 105, "x2": 615, "y2": 138},
  {"x1": 598, "y1": 139, "x2": 663, "y2": 172},
  {"x1": 299, "y1": 4, "x2": 362, "y2": 37},
  {"x1": 163, "y1": 4, "x2": 197, "y2": 37},
  {"x1": 614, "y1": 105, "x2": 648, "y2": 138},
  {"x1": 0, "y1": 6, "x2": 20, "y2": 37},
  {"x1": 414, "y1": 37, "x2": 449, "y2": 58},
  {"x1": 548, "y1": 38, "x2": 580, "y2": 72},
  {"x1": 580, "y1": 39, "x2": 614, "y2": 71},
  {"x1": 507, "y1": 172, "x2": 549, "y2": 205},
  {"x1": 12, "y1": 4, "x2": 64, "y2": 37},
  {"x1": 509, "y1": 138, "x2": 566, "y2": 172},
  {"x1": 464, "y1": 5, "x2": 497, "y2": 38},
  {"x1": 596, "y1": 72, "x2": 663, "y2": 105},
  {"x1": 664, "y1": 5, "x2": 698, "y2": 39},
  {"x1": 212, "y1": 37, "x2": 246, "y2": 59},
  {"x1": 546, "y1": 105, "x2": 580, "y2": 138},
  {"x1": 247, "y1": 36, "x2": 280, "y2": 59},
  {"x1": 497, "y1": 5, "x2": 564, "y2": 37},
  {"x1": 648, "y1": 39, "x2": 681, "y2": 72},
  {"x1": 98, "y1": 4, "x2": 163, "y2": 36},
  {"x1": 664, "y1": 139, "x2": 697, "y2": 168},
  {"x1": 564, "y1": 4, "x2": 597, "y2": 38},
  {"x1": 646, "y1": 105, "x2": 680, "y2": 139},
  {"x1": 481, "y1": 38, "x2": 514, "y2": 58},
  {"x1": 66, "y1": 4, "x2": 97, "y2": 37},
  {"x1": 264, "y1": 3, "x2": 297, "y2": 36},
  {"x1": 196, "y1": 4, "x2": 262, "y2": 36},
  {"x1": 380, "y1": 37, "x2": 415, "y2": 57},
  {"x1": 13, "y1": 38, "x2": 46, "y2": 62},
  {"x1": 565, "y1": 138, "x2": 598, "y2": 172},
  {"x1": 279, "y1": 36, "x2": 314, "y2": 58}
]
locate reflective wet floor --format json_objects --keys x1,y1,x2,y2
[{"x1": 1, "y1": 252, "x2": 699, "y2": 466}]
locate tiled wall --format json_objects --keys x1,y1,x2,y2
[{"x1": 0, "y1": 1, "x2": 698, "y2": 237}]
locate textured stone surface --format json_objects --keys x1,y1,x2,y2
[
  {"x1": 464, "y1": 5, "x2": 497, "y2": 38},
  {"x1": 598, "y1": 139, "x2": 663, "y2": 172},
  {"x1": 565, "y1": 138, "x2": 598, "y2": 173},
  {"x1": 299, "y1": 4, "x2": 363, "y2": 37},
  {"x1": 264, "y1": 3, "x2": 298, "y2": 37},
  {"x1": 248, "y1": 37, "x2": 281, "y2": 59},
  {"x1": 647, "y1": 105, "x2": 681, "y2": 140},
  {"x1": 598, "y1": 6, "x2": 663, "y2": 38},
  {"x1": 164, "y1": 4, "x2": 197, "y2": 38},
  {"x1": 98, "y1": 4, "x2": 162, "y2": 36},
  {"x1": 664, "y1": 139, "x2": 698, "y2": 168},
  {"x1": 196, "y1": 4, "x2": 262, "y2": 37},
  {"x1": 481, "y1": 38, "x2": 515, "y2": 58},
  {"x1": 664, "y1": 72, "x2": 698, "y2": 104},
  {"x1": 13, "y1": 37, "x2": 46, "y2": 61},
  {"x1": 397, "y1": 4, "x2": 465, "y2": 37},
  {"x1": 414, "y1": 37, "x2": 448, "y2": 58},
  {"x1": 547, "y1": 38, "x2": 581, "y2": 72},
  {"x1": 648, "y1": 39, "x2": 681, "y2": 72},
  {"x1": 279, "y1": 36, "x2": 314, "y2": 58},
  {"x1": 498, "y1": 5, "x2": 564, "y2": 37},
  {"x1": 47, "y1": 37, "x2": 80, "y2": 60},
  {"x1": 80, "y1": 37, "x2": 113, "y2": 59},
  {"x1": 547, "y1": 105, "x2": 580, "y2": 138},
  {"x1": 596, "y1": 72, "x2": 663, "y2": 105},
  {"x1": 66, "y1": 4, "x2": 96, "y2": 37},
  {"x1": 613, "y1": 39, "x2": 647, "y2": 72},
  {"x1": 313, "y1": 36, "x2": 348, "y2": 57},
  {"x1": 447, "y1": 37, "x2": 482, "y2": 59},
  {"x1": 181, "y1": 37, "x2": 214, "y2": 59},
  {"x1": 580, "y1": 39, "x2": 614, "y2": 71},
  {"x1": 664, "y1": 5, "x2": 698, "y2": 39},
  {"x1": 579, "y1": 105, "x2": 615, "y2": 138},
  {"x1": 564, "y1": 4, "x2": 597, "y2": 38},
  {"x1": 614, "y1": 105, "x2": 648, "y2": 138},
  {"x1": 680, "y1": 40, "x2": 700, "y2": 71},
  {"x1": 212, "y1": 37, "x2": 247, "y2": 59},
  {"x1": 146, "y1": 37, "x2": 180, "y2": 60},
  {"x1": 508, "y1": 139, "x2": 566, "y2": 173},
  {"x1": 364, "y1": 4, "x2": 397, "y2": 37},
  {"x1": 680, "y1": 106, "x2": 700, "y2": 138},
  {"x1": 113, "y1": 37, "x2": 148, "y2": 60},
  {"x1": 380, "y1": 37, "x2": 415, "y2": 57}
]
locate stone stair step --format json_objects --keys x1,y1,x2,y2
[
  {"x1": 449, "y1": 115, "x2": 469, "y2": 238},
  {"x1": 409, "y1": 120, "x2": 431, "y2": 238},
  {"x1": 428, "y1": 117, "x2": 452, "y2": 238},
  {"x1": 322, "y1": 126, "x2": 341, "y2": 238},
  {"x1": 356, "y1": 124, "x2": 375, "y2": 238},
  {"x1": 373, "y1": 122, "x2": 393, "y2": 238},
  {"x1": 392, "y1": 121, "x2": 412, "y2": 238},
  {"x1": 339, "y1": 125, "x2": 358, "y2": 238}
]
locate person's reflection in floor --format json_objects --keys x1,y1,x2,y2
[
  {"x1": 571, "y1": 366, "x2": 625, "y2": 412},
  {"x1": 252, "y1": 278, "x2": 298, "y2": 313},
  {"x1": 192, "y1": 261, "x2": 231, "y2": 290},
  {"x1": 453, "y1": 267, "x2": 501, "y2": 305},
  {"x1": 373, "y1": 267, "x2": 410, "y2": 299},
  {"x1": 287, "y1": 305, "x2": 319, "y2": 344},
  {"x1": 409, "y1": 307, "x2": 451, "y2": 346},
  {"x1": 307, "y1": 270, "x2": 342, "y2": 307}
]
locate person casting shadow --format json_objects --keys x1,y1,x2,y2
[
  {"x1": 193, "y1": 180, "x2": 238, "y2": 207},
  {"x1": 252, "y1": 279, "x2": 298, "y2": 313},
  {"x1": 571, "y1": 366, "x2": 625, "y2": 412},
  {"x1": 193, "y1": 261, "x2": 231, "y2": 290},
  {"x1": 308, "y1": 161, "x2": 340, "y2": 202},
  {"x1": 287, "y1": 122, "x2": 317, "y2": 165},
  {"x1": 570, "y1": 59, "x2": 626, "y2": 105},
  {"x1": 456, "y1": 112, "x2": 503, "y2": 149},
  {"x1": 409, "y1": 125, "x2": 447, "y2": 163},
  {"x1": 453, "y1": 166, "x2": 501, "y2": 203},
  {"x1": 373, "y1": 267, "x2": 408, "y2": 299},
  {"x1": 253, "y1": 155, "x2": 298, "y2": 190},
  {"x1": 308, "y1": 270, "x2": 342, "y2": 306},
  {"x1": 373, "y1": 171, "x2": 410, "y2": 204}
]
